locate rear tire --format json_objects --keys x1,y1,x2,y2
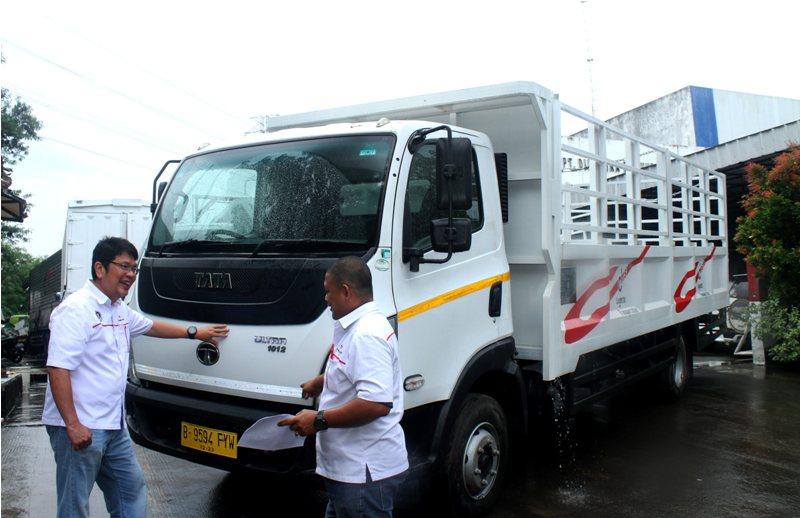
[
  {"x1": 660, "y1": 335, "x2": 690, "y2": 400},
  {"x1": 442, "y1": 393, "x2": 509, "y2": 517}
]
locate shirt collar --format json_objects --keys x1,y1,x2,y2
[
  {"x1": 337, "y1": 301, "x2": 378, "y2": 329},
  {"x1": 84, "y1": 280, "x2": 118, "y2": 306}
]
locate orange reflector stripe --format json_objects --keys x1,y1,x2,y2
[{"x1": 397, "y1": 272, "x2": 510, "y2": 322}]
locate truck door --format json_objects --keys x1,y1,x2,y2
[{"x1": 391, "y1": 133, "x2": 507, "y2": 409}]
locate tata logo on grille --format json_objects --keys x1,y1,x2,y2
[
  {"x1": 196, "y1": 342, "x2": 219, "y2": 366},
  {"x1": 194, "y1": 272, "x2": 233, "y2": 289}
]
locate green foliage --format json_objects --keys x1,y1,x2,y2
[
  {"x1": 735, "y1": 147, "x2": 800, "y2": 362},
  {"x1": 1, "y1": 188, "x2": 32, "y2": 245},
  {"x1": 753, "y1": 299, "x2": 800, "y2": 363},
  {"x1": 1, "y1": 242, "x2": 41, "y2": 319},
  {"x1": 1, "y1": 88, "x2": 43, "y2": 317},
  {"x1": 735, "y1": 147, "x2": 800, "y2": 305},
  {"x1": 1, "y1": 87, "x2": 42, "y2": 166}
]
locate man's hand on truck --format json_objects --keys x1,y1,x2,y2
[
  {"x1": 301, "y1": 374, "x2": 324, "y2": 399},
  {"x1": 145, "y1": 322, "x2": 229, "y2": 346},
  {"x1": 193, "y1": 324, "x2": 229, "y2": 345}
]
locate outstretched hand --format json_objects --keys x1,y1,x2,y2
[{"x1": 196, "y1": 324, "x2": 229, "y2": 345}]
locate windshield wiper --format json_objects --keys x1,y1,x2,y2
[
  {"x1": 250, "y1": 239, "x2": 369, "y2": 257},
  {"x1": 158, "y1": 239, "x2": 229, "y2": 256}
]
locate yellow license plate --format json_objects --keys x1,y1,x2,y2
[{"x1": 180, "y1": 421, "x2": 238, "y2": 459}]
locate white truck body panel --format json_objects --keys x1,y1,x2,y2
[
  {"x1": 260, "y1": 82, "x2": 729, "y2": 381},
  {"x1": 62, "y1": 199, "x2": 152, "y2": 297},
  {"x1": 131, "y1": 82, "x2": 727, "y2": 413}
]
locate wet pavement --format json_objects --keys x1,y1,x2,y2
[{"x1": 2, "y1": 359, "x2": 799, "y2": 517}]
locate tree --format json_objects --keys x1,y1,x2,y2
[
  {"x1": 1, "y1": 87, "x2": 43, "y2": 318},
  {"x1": 735, "y1": 146, "x2": 800, "y2": 362},
  {"x1": 2, "y1": 87, "x2": 42, "y2": 242},
  {"x1": 1, "y1": 242, "x2": 41, "y2": 318},
  {"x1": 2, "y1": 87, "x2": 42, "y2": 166}
]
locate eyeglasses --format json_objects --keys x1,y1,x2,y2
[{"x1": 109, "y1": 261, "x2": 140, "y2": 274}]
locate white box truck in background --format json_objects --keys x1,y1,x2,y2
[
  {"x1": 126, "y1": 82, "x2": 727, "y2": 515},
  {"x1": 60, "y1": 199, "x2": 153, "y2": 298},
  {"x1": 28, "y1": 199, "x2": 152, "y2": 355}
]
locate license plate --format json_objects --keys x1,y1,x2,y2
[{"x1": 180, "y1": 421, "x2": 238, "y2": 459}]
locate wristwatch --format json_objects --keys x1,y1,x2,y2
[
  {"x1": 187, "y1": 326, "x2": 197, "y2": 339},
  {"x1": 314, "y1": 410, "x2": 329, "y2": 431}
]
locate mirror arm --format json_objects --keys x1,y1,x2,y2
[
  {"x1": 151, "y1": 159, "x2": 181, "y2": 214},
  {"x1": 406, "y1": 244, "x2": 454, "y2": 273},
  {"x1": 408, "y1": 125, "x2": 452, "y2": 153}
]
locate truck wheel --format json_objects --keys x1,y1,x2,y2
[
  {"x1": 442, "y1": 393, "x2": 509, "y2": 516},
  {"x1": 661, "y1": 335, "x2": 690, "y2": 399}
]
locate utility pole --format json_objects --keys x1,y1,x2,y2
[{"x1": 580, "y1": 0, "x2": 597, "y2": 117}]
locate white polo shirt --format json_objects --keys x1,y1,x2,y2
[
  {"x1": 316, "y1": 301, "x2": 408, "y2": 483},
  {"x1": 43, "y1": 281, "x2": 153, "y2": 430}
]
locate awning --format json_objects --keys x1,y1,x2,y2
[{"x1": 1, "y1": 189, "x2": 27, "y2": 222}]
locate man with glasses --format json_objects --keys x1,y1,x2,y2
[{"x1": 43, "y1": 237, "x2": 229, "y2": 517}]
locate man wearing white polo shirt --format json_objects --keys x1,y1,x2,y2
[
  {"x1": 279, "y1": 256, "x2": 408, "y2": 518},
  {"x1": 43, "y1": 237, "x2": 229, "y2": 518}
]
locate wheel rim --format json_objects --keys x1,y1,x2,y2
[
  {"x1": 673, "y1": 342, "x2": 686, "y2": 387},
  {"x1": 462, "y1": 421, "x2": 500, "y2": 500}
]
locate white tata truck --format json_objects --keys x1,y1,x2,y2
[{"x1": 126, "y1": 82, "x2": 727, "y2": 515}]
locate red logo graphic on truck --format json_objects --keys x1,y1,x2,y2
[
  {"x1": 673, "y1": 246, "x2": 716, "y2": 313},
  {"x1": 564, "y1": 245, "x2": 650, "y2": 344}
]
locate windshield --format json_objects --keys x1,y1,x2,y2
[{"x1": 150, "y1": 135, "x2": 396, "y2": 254}]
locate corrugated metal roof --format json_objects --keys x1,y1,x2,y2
[{"x1": 683, "y1": 119, "x2": 799, "y2": 173}]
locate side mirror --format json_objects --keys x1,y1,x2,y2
[
  {"x1": 436, "y1": 137, "x2": 473, "y2": 211},
  {"x1": 431, "y1": 218, "x2": 472, "y2": 253},
  {"x1": 157, "y1": 181, "x2": 168, "y2": 202}
]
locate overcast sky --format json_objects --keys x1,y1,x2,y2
[{"x1": 3, "y1": 0, "x2": 798, "y2": 257}]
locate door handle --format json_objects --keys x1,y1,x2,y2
[{"x1": 488, "y1": 281, "x2": 502, "y2": 317}]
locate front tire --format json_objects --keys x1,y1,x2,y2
[{"x1": 442, "y1": 393, "x2": 509, "y2": 516}]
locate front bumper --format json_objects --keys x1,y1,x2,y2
[{"x1": 125, "y1": 380, "x2": 316, "y2": 474}]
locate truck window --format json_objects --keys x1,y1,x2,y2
[
  {"x1": 150, "y1": 135, "x2": 396, "y2": 253},
  {"x1": 175, "y1": 168, "x2": 257, "y2": 236},
  {"x1": 405, "y1": 143, "x2": 483, "y2": 250}
]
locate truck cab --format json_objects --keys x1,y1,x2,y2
[{"x1": 127, "y1": 119, "x2": 512, "y2": 485}]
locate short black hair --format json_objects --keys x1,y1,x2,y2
[
  {"x1": 327, "y1": 256, "x2": 373, "y2": 299},
  {"x1": 91, "y1": 237, "x2": 138, "y2": 280}
]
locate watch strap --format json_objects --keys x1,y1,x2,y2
[{"x1": 314, "y1": 410, "x2": 329, "y2": 431}]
